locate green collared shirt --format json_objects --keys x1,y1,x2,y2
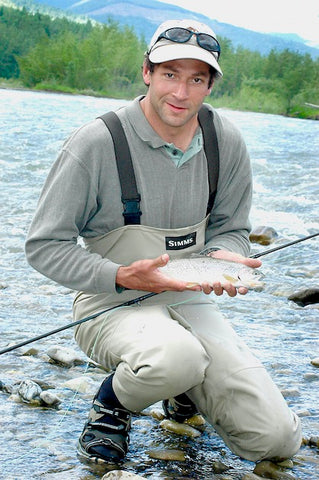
[{"x1": 164, "y1": 132, "x2": 203, "y2": 167}]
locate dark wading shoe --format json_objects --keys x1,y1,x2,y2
[
  {"x1": 163, "y1": 393, "x2": 198, "y2": 423},
  {"x1": 77, "y1": 376, "x2": 131, "y2": 464}
]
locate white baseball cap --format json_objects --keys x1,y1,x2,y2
[{"x1": 148, "y1": 19, "x2": 223, "y2": 77}]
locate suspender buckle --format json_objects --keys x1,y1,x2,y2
[{"x1": 122, "y1": 195, "x2": 142, "y2": 225}]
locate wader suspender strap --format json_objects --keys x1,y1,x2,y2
[
  {"x1": 98, "y1": 105, "x2": 219, "y2": 225},
  {"x1": 99, "y1": 111, "x2": 142, "y2": 225},
  {"x1": 197, "y1": 106, "x2": 220, "y2": 215}
]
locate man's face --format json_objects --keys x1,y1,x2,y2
[{"x1": 142, "y1": 58, "x2": 212, "y2": 131}]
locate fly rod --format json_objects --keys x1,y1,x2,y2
[
  {"x1": 0, "y1": 291, "x2": 157, "y2": 355},
  {"x1": 1, "y1": 232, "x2": 318, "y2": 356}
]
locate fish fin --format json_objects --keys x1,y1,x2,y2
[
  {"x1": 186, "y1": 282, "x2": 200, "y2": 289},
  {"x1": 223, "y1": 274, "x2": 238, "y2": 284}
]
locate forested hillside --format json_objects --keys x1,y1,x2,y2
[{"x1": 1, "y1": 6, "x2": 318, "y2": 118}]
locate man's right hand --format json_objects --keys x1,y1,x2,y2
[{"x1": 115, "y1": 254, "x2": 202, "y2": 293}]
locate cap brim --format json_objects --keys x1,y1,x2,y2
[{"x1": 149, "y1": 43, "x2": 223, "y2": 77}]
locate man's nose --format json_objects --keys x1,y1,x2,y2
[{"x1": 173, "y1": 81, "x2": 189, "y2": 99}]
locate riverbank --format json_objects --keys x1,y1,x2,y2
[{"x1": 2, "y1": 78, "x2": 319, "y2": 120}]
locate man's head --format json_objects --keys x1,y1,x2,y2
[{"x1": 146, "y1": 19, "x2": 223, "y2": 81}]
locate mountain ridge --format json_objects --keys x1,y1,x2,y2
[{"x1": 7, "y1": 0, "x2": 319, "y2": 58}]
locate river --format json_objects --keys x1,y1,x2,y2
[{"x1": 0, "y1": 88, "x2": 318, "y2": 480}]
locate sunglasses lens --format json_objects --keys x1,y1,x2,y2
[
  {"x1": 198, "y1": 34, "x2": 220, "y2": 53},
  {"x1": 165, "y1": 28, "x2": 191, "y2": 42}
]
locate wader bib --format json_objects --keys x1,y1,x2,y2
[{"x1": 73, "y1": 216, "x2": 209, "y2": 319}]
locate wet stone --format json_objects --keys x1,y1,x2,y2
[
  {"x1": 253, "y1": 460, "x2": 296, "y2": 479},
  {"x1": 102, "y1": 471, "x2": 146, "y2": 479},
  {"x1": 17, "y1": 379, "x2": 42, "y2": 404},
  {"x1": 281, "y1": 387, "x2": 300, "y2": 398},
  {"x1": 242, "y1": 474, "x2": 264, "y2": 480},
  {"x1": 309, "y1": 436, "x2": 319, "y2": 448},
  {"x1": 288, "y1": 288, "x2": 319, "y2": 307},
  {"x1": 147, "y1": 448, "x2": 186, "y2": 461},
  {"x1": 211, "y1": 460, "x2": 229, "y2": 473},
  {"x1": 62, "y1": 375, "x2": 96, "y2": 393},
  {"x1": 184, "y1": 413, "x2": 206, "y2": 427},
  {"x1": 159, "y1": 419, "x2": 201, "y2": 438},
  {"x1": 249, "y1": 226, "x2": 278, "y2": 245},
  {"x1": 47, "y1": 345, "x2": 87, "y2": 367},
  {"x1": 21, "y1": 347, "x2": 39, "y2": 356},
  {"x1": 310, "y1": 357, "x2": 319, "y2": 367},
  {"x1": 39, "y1": 390, "x2": 61, "y2": 407},
  {"x1": 149, "y1": 408, "x2": 165, "y2": 421}
]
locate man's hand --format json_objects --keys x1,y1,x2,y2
[
  {"x1": 201, "y1": 249, "x2": 262, "y2": 297},
  {"x1": 116, "y1": 254, "x2": 202, "y2": 293}
]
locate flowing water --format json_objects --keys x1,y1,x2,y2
[{"x1": 0, "y1": 88, "x2": 318, "y2": 480}]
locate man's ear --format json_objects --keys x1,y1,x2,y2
[{"x1": 142, "y1": 62, "x2": 151, "y2": 86}]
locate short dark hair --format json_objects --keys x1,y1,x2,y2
[{"x1": 143, "y1": 52, "x2": 217, "y2": 88}]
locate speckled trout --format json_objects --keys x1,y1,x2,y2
[{"x1": 160, "y1": 255, "x2": 264, "y2": 290}]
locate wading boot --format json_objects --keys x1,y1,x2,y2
[
  {"x1": 163, "y1": 393, "x2": 198, "y2": 423},
  {"x1": 77, "y1": 374, "x2": 131, "y2": 464}
]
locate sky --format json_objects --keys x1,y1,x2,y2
[{"x1": 162, "y1": 0, "x2": 319, "y2": 47}]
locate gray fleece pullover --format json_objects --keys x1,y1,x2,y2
[{"x1": 25, "y1": 97, "x2": 252, "y2": 294}]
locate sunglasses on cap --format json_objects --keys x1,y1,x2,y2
[{"x1": 154, "y1": 27, "x2": 221, "y2": 59}]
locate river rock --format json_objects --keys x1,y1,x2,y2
[
  {"x1": 102, "y1": 472, "x2": 146, "y2": 479},
  {"x1": 159, "y1": 419, "x2": 201, "y2": 438},
  {"x1": 249, "y1": 226, "x2": 278, "y2": 245},
  {"x1": 253, "y1": 460, "x2": 296, "y2": 479},
  {"x1": 39, "y1": 390, "x2": 61, "y2": 407},
  {"x1": 147, "y1": 448, "x2": 186, "y2": 461},
  {"x1": 62, "y1": 375, "x2": 95, "y2": 393},
  {"x1": 242, "y1": 474, "x2": 264, "y2": 480},
  {"x1": 211, "y1": 460, "x2": 229, "y2": 473},
  {"x1": 288, "y1": 288, "x2": 319, "y2": 307},
  {"x1": 17, "y1": 379, "x2": 42, "y2": 404},
  {"x1": 47, "y1": 345, "x2": 87, "y2": 367},
  {"x1": 184, "y1": 413, "x2": 206, "y2": 427},
  {"x1": 310, "y1": 357, "x2": 319, "y2": 367},
  {"x1": 149, "y1": 408, "x2": 165, "y2": 421}
]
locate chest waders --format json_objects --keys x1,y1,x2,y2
[
  {"x1": 73, "y1": 108, "x2": 302, "y2": 461},
  {"x1": 73, "y1": 106, "x2": 220, "y2": 319}
]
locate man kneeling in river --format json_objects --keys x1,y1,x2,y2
[{"x1": 25, "y1": 18, "x2": 301, "y2": 464}]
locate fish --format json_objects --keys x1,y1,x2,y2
[{"x1": 159, "y1": 255, "x2": 265, "y2": 290}]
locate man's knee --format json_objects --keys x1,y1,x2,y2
[
  {"x1": 225, "y1": 409, "x2": 302, "y2": 462},
  {"x1": 152, "y1": 332, "x2": 209, "y2": 393}
]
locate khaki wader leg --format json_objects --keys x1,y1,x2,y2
[{"x1": 169, "y1": 301, "x2": 302, "y2": 462}]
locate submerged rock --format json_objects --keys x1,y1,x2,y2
[
  {"x1": 102, "y1": 471, "x2": 146, "y2": 479},
  {"x1": 211, "y1": 460, "x2": 229, "y2": 473},
  {"x1": 147, "y1": 448, "x2": 186, "y2": 461},
  {"x1": 160, "y1": 419, "x2": 201, "y2": 438},
  {"x1": 249, "y1": 226, "x2": 278, "y2": 245},
  {"x1": 39, "y1": 390, "x2": 61, "y2": 407},
  {"x1": 288, "y1": 288, "x2": 319, "y2": 307},
  {"x1": 17, "y1": 379, "x2": 42, "y2": 404},
  {"x1": 242, "y1": 474, "x2": 264, "y2": 480},
  {"x1": 47, "y1": 345, "x2": 87, "y2": 367},
  {"x1": 310, "y1": 357, "x2": 319, "y2": 367},
  {"x1": 62, "y1": 375, "x2": 95, "y2": 393},
  {"x1": 253, "y1": 460, "x2": 296, "y2": 479}
]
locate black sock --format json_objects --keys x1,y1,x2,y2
[{"x1": 96, "y1": 374, "x2": 124, "y2": 410}]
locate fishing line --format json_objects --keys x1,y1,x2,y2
[{"x1": 9, "y1": 305, "x2": 128, "y2": 465}]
